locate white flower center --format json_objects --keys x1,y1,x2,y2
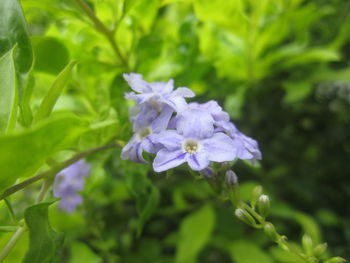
[{"x1": 183, "y1": 139, "x2": 200, "y2": 154}]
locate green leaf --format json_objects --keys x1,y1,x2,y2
[
  {"x1": 175, "y1": 205, "x2": 215, "y2": 263},
  {"x1": 228, "y1": 240, "x2": 274, "y2": 263},
  {"x1": 283, "y1": 81, "x2": 313, "y2": 104},
  {"x1": 32, "y1": 37, "x2": 70, "y2": 75},
  {"x1": 127, "y1": 0, "x2": 160, "y2": 33},
  {"x1": 23, "y1": 202, "x2": 64, "y2": 263},
  {"x1": 294, "y1": 212, "x2": 321, "y2": 243},
  {"x1": 0, "y1": 49, "x2": 18, "y2": 133},
  {"x1": 0, "y1": 115, "x2": 87, "y2": 192},
  {"x1": 34, "y1": 61, "x2": 77, "y2": 122},
  {"x1": 269, "y1": 247, "x2": 305, "y2": 263},
  {"x1": 70, "y1": 242, "x2": 102, "y2": 263},
  {"x1": 136, "y1": 184, "x2": 160, "y2": 236},
  {"x1": 0, "y1": 0, "x2": 33, "y2": 74}
]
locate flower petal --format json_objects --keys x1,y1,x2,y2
[
  {"x1": 176, "y1": 109, "x2": 214, "y2": 139},
  {"x1": 149, "y1": 130, "x2": 183, "y2": 151},
  {"x1": 171, "y1": 87, "x2": 195, "y2": 98},
  {"x1": 123, "y1": 73, "x2": 151, "y2": 93},
  {"x1": 151, "y1": 105, "x2": 174, "y2": 132},
  {"x1": 150, "y1": 79, "x2": 174, "y2": 93},
  {"x1": 202, "y1": 132, "x2": 236, "y2": 162},
  {"x1": 161, "y1": 96, "x2": 188, "y2": 112},
  {"x1": 186, "y1": 152, "x2": 209, "y2": 171},
  {"x1": 153, "y1": 149, "x2": 186, "y2": 172},
  {"x1": 121, "y1": 136, "x2": 147, "y2": 163}
]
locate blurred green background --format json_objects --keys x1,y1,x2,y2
[{"x1": 0, "y1": 0, "x2": 349, "y2": 262}]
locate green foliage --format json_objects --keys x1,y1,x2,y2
[
  {"x1": 176, "y1": 205, "x2": 215, "y2": 263},
  {"x1": 0, "y1": 49, "x2": 17, "y2": 133},
  {"x1": 0, "y1": 0, "x2": 33, "y2": 73},
  {"x1": 32, "y1": 37, "x2": 70, "y2": 75},
  {"x1": 0, "y1": 0, "x2": 349, "y2": 261},
  {"x1": 229, "y1": 240, "x2": 274, "y2": 263},
  {"x1": 34, "y1": 61, "x2": 77, "y2": 122},
  {"x1": 23, "y1": 202, "x2": 64, "y2": 263},
  {"x1": 0, "y1": 116, "x2": 86, "y2": 192}
]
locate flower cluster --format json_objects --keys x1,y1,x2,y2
[
  {"x1": 121, "y1": 73, "x2": 261, "y2": 173},
  {"x1": 53, "y1": 160, "x2": 90, "y2": 213}
]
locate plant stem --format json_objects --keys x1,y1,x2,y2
[
  {"x1": 0, "y1": 143, "x2": 119, "y2": 201},
  {"x1": 0, "y1": 178, "x2": 54, "y2": 263},
  {"x1": 74, "y1": 0, "x2": 130, "y2": 71},
  {"x1": 0, "y1": 226, "x2": 26, "y2": 263}
]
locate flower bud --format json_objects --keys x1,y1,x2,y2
[
  {"x1": 235, "y1": 208, "x2": 256, "y2": 227},
  {"x1": 302, "y1": 234, "x2": 313, "y2": 256},
  {"x1": 251, "y1": 186, "x2": 263, "y2": 207},
  {"x1": 263, "y1": 222, "x2": 279, "y2": 241},
  {"x1": 324, "y1": 257, "x2": 347, "y2": 263},
  {"x1": 200, "y1": 167, "x2": 215, "y2": 178},
  {"x1": 313, "y1": 243, "x2": 327, "y2": 257},
  {"x1": 257, "y1": 194, "x2": 270, "y2": 217},
  {"x1": 225, "y1": 170, "x2": 238, "y2": 188}
]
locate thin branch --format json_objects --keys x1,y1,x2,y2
[
  {"x1": 0, "y1": 227, "x2": 26, "y2": 263},
  {"x1": 0, "y1": 143, "x2": 119, "y2": 201},
  {"x1": 74, "y1": 0, "x2": 130, "y2": 71}
]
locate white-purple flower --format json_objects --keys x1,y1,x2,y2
[
  {"x1": 53, "y1": 160, "x2": 90, "y2": 213},
  {"x1": 123, "y1": 73, "x2": 195, "y2": 112},
  {"x1": 215, "y1": 120, "x2": 262, "y2": 161},
  {"x1": 150, "y1": 109, "x2": 237, "y2": 172},
  {"x1": 121, "y1": 104, "x2": 173, "y2": 163}
]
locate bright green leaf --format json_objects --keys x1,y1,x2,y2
[
  {"x1": 176, "y1": 205, "x2": 215, "y2": 263},
  {"x1": 0, "y1": 49, "x2": 18, "y2": 134},
  {"x1": 34, "y1": 61, "x2": 77, "y2": 122},
  {"x1": 0, "y1": 0, "x2": 33, "y2": 74},
  {"x1": 23, "y1": 202, "x2": 64, "y2": 263},
  {"x1": 229, "y1": 240, "x2": 274, "y2": 263},
  {"x1": 0, "y1": 115, "x2": 87, "y2": 193},
  {"x1": 70, "y1": 242, "x2": 102, "y2": 263}
]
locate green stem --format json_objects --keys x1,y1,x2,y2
[
  {"x1": 0, "y1": 226, "x2": 18, "y2": 232},
  {"x1": 0, "y1": 143, "x2": 119, "y2": 201},
  {"x1": 0, "y1": 226, "x2": 26, "y2": 262},
  {"x1": 4, "y1": 199, "x2": 17, "y2": 224},
  {"x1": 0, "y1": 178, "x2": 52, "y2": 263},
  {"x1": 74, "y1": 0, "x2": 130, "y2": 71}
]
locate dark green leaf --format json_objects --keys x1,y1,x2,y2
[
  {"x1": 0, "y1": 0, "x2": 33, "y2": 73},
  {"x1": 136, "y1": 184, "x2": 160, "y2": 236},
  {"x1": 23, "y1": 202, "x2": 64, "y2": 263},
  {"x1": 0, "y1": 115, "x2": 87, "y2": 192},
  {"x1": 32, "y1": 37, "x2": 70, "y2": 75},
  {"x1": 0, "y1": 49, "x2": 18, "y2": 133}
]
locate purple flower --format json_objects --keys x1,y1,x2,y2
[
  {"x1": 121, "y1": 104, "x2": 173, "y2": 163},
  {"x1": 150, "y1": 109, "x2": 237, "y2": 172},
  {"x1": 123, "y1": 73, "x2": 195, "y2": 112},
  {"x1": 53, "y1": 160, "x2": 90, "y2": 213},
  {"x1": 188, "y1": 100, "x2": 230, "y2": 122},
  {"x1": 215, "y1": 120, "x2": 262, "y2": 161}
]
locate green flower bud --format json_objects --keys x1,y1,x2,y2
[
  {"x1": 251, "y1": 186, "x2": 263, "y2": 207},
  {"x1": 263, "y1": 222, "x2": 279, "y2": 241},
  {"x1": 302, "y1": 234, "x2": 313, "y2": 256},
  {"x1": 324, "y1": 257, "x2": 347, "y2": 263},
  {"x1": 235, "y1": 208, "x2": 256, "y2": 227},
  {"x1": 314, "y1": 243, "x2": 327, "y2": 257},
  {"x1": 257, "y1": 194, "x2": 270, "y2": 217}
]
